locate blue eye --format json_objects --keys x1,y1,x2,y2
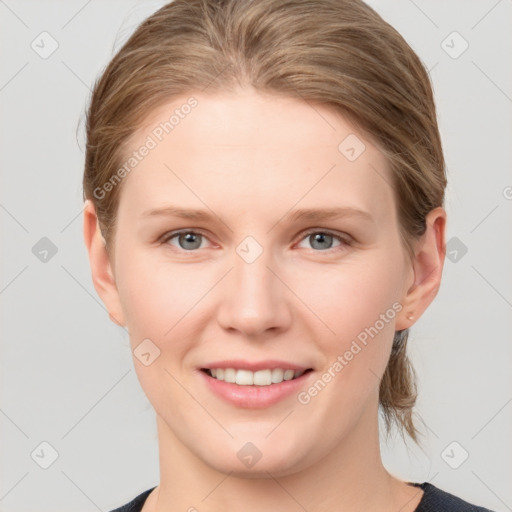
[
  {"x1": 160, "y1": 229, "x2": 351, "y2": 253},
  {"x1": 162, "y1": 230, "x2": 208, "y2": 251},
  {"x1": 297, "y1": 230, "x2": 350, "y2": 251}
]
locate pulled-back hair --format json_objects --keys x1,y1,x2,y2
[{"x1": 83, "y1": 0, "x2": 447, "y2": 445}]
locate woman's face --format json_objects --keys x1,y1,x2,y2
[{"x1": 91, "y1": 89, "x2": 428, "y2": 476}]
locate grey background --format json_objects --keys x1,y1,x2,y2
[{"x1": 0, "y1": 0, "x2": 511, "y2": 511}]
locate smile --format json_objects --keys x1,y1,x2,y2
[
  {"x1": 198, "y1": 365, "x2": 314, "y2": 408},
  {"x1": 202, "y1": 367, "x2": 312, "y2": 386}
]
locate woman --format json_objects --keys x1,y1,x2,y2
[{"x1": 82, "y1": 0, "x2": 496, "y2": 510}]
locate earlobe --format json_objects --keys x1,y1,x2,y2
[
  {"x1": 83, "y1": 200, "x2": 126, "y2": 327},
  {"x1": 396, "y1": 207, "x2": 446, "y2": 331}
]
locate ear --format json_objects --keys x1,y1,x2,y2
[
  {"x1": 83, "y1": 199, "x2": 126, "y2": 327},
  {"x1": 395, "y1": 206, "x2": 447, "y2": 331}
]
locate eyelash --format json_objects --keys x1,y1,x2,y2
[{"x1": 159, "y1": 228, "x2": 353, "y2": 254}]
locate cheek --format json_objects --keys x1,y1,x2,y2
[
  {"x1": 114, "y1": 253, "x2": 199, "y2": 405},
  {"x1": 293, "y1": 253, "x2": 402, "y2": 338},
  {"x1": 115, "y1": 249, "x2": 210, "y2": 354},
  {"x1": 290, "y1": 252, "x2": 402, "y2": 383},
  {"x1": 114, "y1": 248, "x2": 174, "y2": 347}
]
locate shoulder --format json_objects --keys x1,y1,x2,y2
[
  {"x1": 412, "y1": 482, "x2": 497, "y2": 512},
  {"x1": 108, "y1": 487, "x2": 156, "y2": 512}
]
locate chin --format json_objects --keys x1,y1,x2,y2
[{"x1": 197, "y1": 440, "x2": 310, "y2": 478}]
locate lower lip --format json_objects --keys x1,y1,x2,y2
[{"x1": 198, "y1": 369, "x2": 313, "y2": 408}]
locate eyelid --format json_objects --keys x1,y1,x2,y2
[
  {"x1": 159, "y1": 228, "x2": 213, "y2": 246},
  {"x1": 159, "y1": 227, "x2": 353, "y2": 252},
  {"x1": 297, "y1": 228, "x2": 353, "y2": 245}
]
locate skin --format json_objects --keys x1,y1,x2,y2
[{"x1": 84, "y1": 87, "x2": 446, "y2": 512}]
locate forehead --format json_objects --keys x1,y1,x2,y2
[
  {"x1": 133, "y1": 89, "x2": 374, "y2": 151},
  {"x1": 118, "y1": 90, "x2": 396, "y2": 224}
]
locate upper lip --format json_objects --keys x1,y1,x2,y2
[{"x1": 200, "y1": 360, "x2": 313, "y2": 372}]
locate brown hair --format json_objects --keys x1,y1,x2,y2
[{"x1": 83, "y1": 0, "x2": 446, "y2": 445}]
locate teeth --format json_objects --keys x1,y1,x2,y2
[
  {"x1": 207, "y1": 368, "x2": 307, "y2": 386},
  {"x1": 224, "y1": 368, "x2": 236, "y2": 383},
  {"x1": 236, "y1": 370, "x2": 254, "y2": 385}
]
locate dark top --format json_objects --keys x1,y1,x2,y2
[{"x1": 108, "y1": 482, "x2": 496, "y2": 511}]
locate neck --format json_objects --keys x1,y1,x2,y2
[{"x1": 148, "y1": 398, "x2": 422, "y2": 512}]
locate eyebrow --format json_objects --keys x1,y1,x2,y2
[{"x1": 141, "y1": 205, "x2": 374, "y2": 224}]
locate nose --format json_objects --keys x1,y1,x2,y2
[{"x1": 216, "y1": 243, "x2": 292, "y2": 339}]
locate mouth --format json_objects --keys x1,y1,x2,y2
[
  {"x1": 201, "y1": 368, "x2": 313, "y2": 386},
  {"x1": 200, "y1": 367, "x2": 314, "y2": 386},
  {"x1": 198, "y1": 364, "x2": 315, "y2": 408}
]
